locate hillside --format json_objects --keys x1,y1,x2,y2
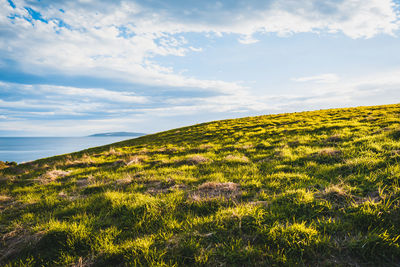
[{"x1": 1, "y1": 104, "x2": 400, "y2": 266}]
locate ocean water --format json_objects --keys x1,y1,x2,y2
[{"x1": 0, "y1": 136, "x2": 137, "y2": 163}]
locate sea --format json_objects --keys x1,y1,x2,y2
[{"x1": 0, "y1": 136, "x2": 137, "y2": 163}]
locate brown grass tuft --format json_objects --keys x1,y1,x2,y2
[
  {"x1": 115, "y1": 177, "x2": 132, "y2": 186},
  {"x1": 0, "y1": 195, "x2": 11, "y2": 202},
  {"x1": 72, "y1": 256, "x2": 95, "y2": 267},
  {"x1": 326, "y1": 134, "x2": 342, "y2": 142},
  {"x1": 107, "y1": 147, "x2": 121, "y2": 156},
  {"x1": 198, "y1": 144, "x2": 214, "y2": 150},
  {"x1": 158, "y1": 147, "x2": 178, "y2": 153},
  {"x1": 224, "y1": 154, "x2": 249, "y2": 163},
  {"x1": 190, "y1": 182, "x2": 241, "y2": 201},
  {"x1": 236, "y1": 144, "x2": 254, "y2": 150},
  {"x1": 316, "y1": 184, "x2": 350, "y2": 205},
  {"x1": 0, "y1": 228, "x2": 43, "y2": 262},
  {"x1": 145, "y1": 179, "x2": 184, "y2": 194},
  {"x1": 76, "y1": 176, "x2": 94, "y2": 188},
  {"x1": 0, "y1": 195, "x2": 13, "y2": 211},
  {"x1": 182, "y1": 155, "x2": 210, "y2": 165},
  {"x1": 318, "y1": 148, "x2": 342, "y2": 157},
  {"x1": 37, "y1": 169, "x2": 70, "y2": 184},
  {"x1": 125, "y1": 155, "x2": 148, "y2": 166}
]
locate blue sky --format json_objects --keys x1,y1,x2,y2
[{"x1": 1, "y1": 0, "x2": 400, "y2": 136}]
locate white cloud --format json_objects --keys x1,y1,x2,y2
[
  {"x1": 292, "y1": 73, "x2": 340, "y2": 84},
  {"x1": 1, "y1": 0, "x2": 400, "y2": 136},
  {"x1": 1, "y1": 69, "x2": 400, "y2": 135},
  {"x1": 0, "y1": 0, "x2": 399, "y2": 94},
  {"x1": 38, "y1": 85, "x2": 148, "y2": 104},
  {"x1": 0, "y1": 82, "x2": 148, "y2": 117},
  {"x1": 238, "y1": 35, "x2": 259, "y2": 44},
  {"x1": 189, "y1": 46, "x2": 203, "y2": 52}
]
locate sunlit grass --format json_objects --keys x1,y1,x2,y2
[{"x1": 1, "y1": 104, "x2": 400, "y2": 266}]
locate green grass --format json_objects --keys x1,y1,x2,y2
[{"x1": 2, "y1": 104, "x2": 400, "y2": 266}]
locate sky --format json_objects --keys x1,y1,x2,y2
[{"x1": 1, "y1": 0, "x2": 400, "y2": 136}]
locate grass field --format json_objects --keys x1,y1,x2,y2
[{"x1": 2, "y1": 104, "x2": 400, "y2": 266}]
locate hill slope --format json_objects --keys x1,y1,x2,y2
[{"x1": 2, "y1": 104, "x2": 400, "y2": 266}]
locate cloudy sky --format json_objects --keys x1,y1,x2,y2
[{"x1": 1, "y1": 0, "x2": 400, "y2": 136}]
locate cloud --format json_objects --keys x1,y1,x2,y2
[
  {"x1": 0, "y1": 0, "x2": 399, "y2": 93},
  {"x1": 1, "y1": 0, "x2": 400, "y2": 136},
  {"x1": 1, "y1": 69, "x2": 400, "y2": 136},
  {"x1": 0, "y1": 82, "x2": 149, "y2": 118},
  {"x1": 189, "y1": 46, "x2": 203, "y2": 52},
  {"x1": 38, "y1": 85, "x2": 148, "y2": 104},
  {"x1": 292, "y1": 73, "x2": 340, "y2": 84},
  {"x1": 238, "y1": 35, "x2": 259, "y2": 44}
]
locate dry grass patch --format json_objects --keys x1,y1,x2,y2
[
  {"x1": 0, "y1": 228, "x2": 43, "y2": 263},
  {"x1": 138, "y1": 148, "x2": 149, "y2": 154},
  {"x1": 181, "y1": 155, "x2": 211, "y2": 165},
  {"x1": 37, "y1": 169, "x2": 70, "y2": 184},
  {"x1": 72, "y1": 256, "x2": 95, "y2": 267},
  {"x1": 106, "y1": 147, "x2": 121, "y2": 156},
  {"x1": 0, "y1": 195, "x2": 12, "y2": 202},
  {"x1": 115, "y1": 178, "x2": 132, "y2": 186},
  {"x1": 145, "y1": 179, "x2": 185, "y2": 194},
  {"x1": 236, "y1": 143, "x2": 254, "y2": 150},
  {"x1": 76, "y1": 175, "x2": 95, "y2": 188},
  {"x1": 0, "y1": 176, "x2": 11, "y2": 182},
  {"x1": 111, "y1": 159, "x2": 125, "y2": 167},
  {"x1": 57, "y1": 191, "x2": 80, "y2": 201},
  {"x1": 158, "y1": 147, "x2": 179, "y2": 153},
  {"x1": 224, "y1": 155, "x2": 249, "y2": 163},
  {"x1": 316, "y1": 184, "x2": 351, "y2": 206},
  {"x1": 325, "y1": 134, "x2": 342, "y2": 143},
  {"x1": 125, "y1": 155, "x2": 148, "y2": 166},
  {"x1": 198, "y1": 144, "x2": 214, "y2": 150},
  {"x1": 0, "y1": 161, "x2": 17, "y2": 169},
  {"x1": 65, "y1": 154, "x2": 95, "y2": 168},
  {"x1": 318, "y1": 148, "x2": 342, "y2": 157},
  {"x1": 257, "y1": 158, "x2": 272, "y2": 163},
  {"x1": 312, "y1": 148, "x2": 343, "y2": 162},
  {"x1": 190, "y1": 182, "x2": 241, "y2": 201},
  {"x1": 0, "y1": 195, "x2": 13, "y2": 210},
  {"x1": 273, "y1": 150, "x2": 286, "y2": 158}
]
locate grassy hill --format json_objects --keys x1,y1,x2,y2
[{"x1": 2, "y1": 104, "x2": 400, "y2": 266}]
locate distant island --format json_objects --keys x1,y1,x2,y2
[{"x1": 89, "y1": 132, "x2": 145, "y2": 137}]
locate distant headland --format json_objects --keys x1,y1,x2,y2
[{"x1": 88, "y1": 132, "x2": 145, "y2": 137}]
